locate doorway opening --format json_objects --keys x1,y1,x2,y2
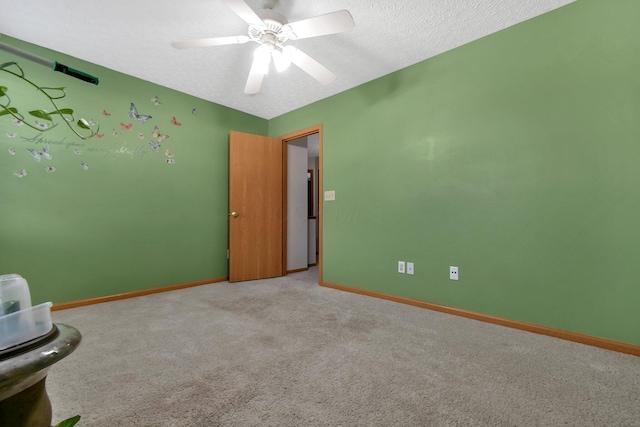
[{"x1": 281, "y1": 125, "x2": 323, "y2": 285}]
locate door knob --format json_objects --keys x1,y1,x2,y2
[{"x1": 230, "y1": 211, "x2": 238, "y2": 218}]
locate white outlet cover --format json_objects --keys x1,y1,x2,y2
[
  {"x1": 407, "y1": 262, "x2": 414, "y2": 275},
  {"x1": 324, "y1": 190, "x2": 335, "y2": 201},
  {"x1": 450, "y1": 266, "x2": 458, "y2": 280},
  {"x1": 398, "y1": 261, "x2": 406, "y2": 274}
]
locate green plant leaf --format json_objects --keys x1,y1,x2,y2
[
  {"x1": 0, "y1": 86, "x2": 7, "y2": 97},
  {"x1": 51, "y1": 108, "x2": 74, "y2": 115},
  {"x1": 54, "y1": 415, "x2": 81, "y2": 427},
  {"x1": 77, "y1": 118, "x2": 90, "y2": 129},
  {"x1": 0, "y1": 107, "x2": 18, "y2": 117},
  {"x1": 29, "y1": 110, "x2": 53, "y2": 121},
  {"x1": 51, "y1": 109, "x2": 75, "y2": 122}
]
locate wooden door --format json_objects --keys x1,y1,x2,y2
[{"x1": 229, "y1": 131, "x2": 284, "y2": 282}]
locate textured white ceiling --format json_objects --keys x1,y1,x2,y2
[{"x1": 0, "y1": 0, "x2": 575, "y2": 120}]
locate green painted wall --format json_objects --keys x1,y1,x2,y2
[
  {"x1": 1, "y1": 36, "x2": 267, "y2": 304},
  {"x1": 269, "y1": 0, "x2": 640, "y2": 345}
]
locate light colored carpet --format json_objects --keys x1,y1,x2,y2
[{"x1": 47, "y1": 267, "x2": 640, "y2": 426}]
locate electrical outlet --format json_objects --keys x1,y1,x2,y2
[
  {"x1": 407, "y1": 262, "x2": 414, "y2": 275},
  {"x1": 398, "y1": 261, "x2": 406, "y2": 274},
  {"x1": 450, "y1": 266, "x2": 458, "y2": 280}
]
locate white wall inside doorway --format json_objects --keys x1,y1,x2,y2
[{"x1": 287, "y1": 143, "x2": 308, "y2": 271}]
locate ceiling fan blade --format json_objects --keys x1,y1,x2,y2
[
  {"x1": 171, "y1": 35, "x2": 250, "y2": 49},
  {"x1": 223, "y1": 0, "x2": 265, "y2": 27},
  {"x1": 284, "y1": 10, "x2": 355, "y2": 40},
  {"x1": 290, "y1": 48, "x2": 336, "y2": 85},
  {"x1": 244, "y1": 55, "x2": 267, "y2": 94}
]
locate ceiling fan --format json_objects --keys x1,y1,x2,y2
[{"x1": 171, "y1": 0, "x2": 355, "y2": 94}]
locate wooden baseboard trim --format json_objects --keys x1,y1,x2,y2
[
  {"x1": 308, "y1": 263, "x2": 318, "y2": 267},
  {"x1": 321, "y1": 281, "x2": 640, "y2": 357},
  {"x1": 52, "y1": 277, "x2": 228, "y2": 311},
  {"x1": 287, "y1": 267, "x2": 309, "y2": 274}
]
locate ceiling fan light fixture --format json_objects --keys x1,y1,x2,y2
[
  {"x1": 272, "y1": 48, "x2": 291, "y2": 73},
  {"x1": 253, "y1": 44, "x2": 272, "y2": 74}
]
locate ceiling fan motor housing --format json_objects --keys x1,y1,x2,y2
[{"x1": 250, "y1": 9, "x2": 290, "y2": 46}]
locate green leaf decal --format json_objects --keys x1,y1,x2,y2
[
  {"x1": 0, "y1": 107, "x2": 18, "y2": 117},
  {"x1": 51, "y1": 108, "x2": 75, "y2": 122},
  {"x1": 51, "y1": 108, "x2": 74, "y2": 115},
  {"x1": 29, "y1": 110, "x2": 53, "y2": 121},
  {"x1": 0, "y1": 86, "x2": 7, "y2": 97},
  {"x1": 77, "y1": 118, "x2": 90, "y2": 129}
]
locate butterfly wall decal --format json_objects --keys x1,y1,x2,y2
[
  {"x1": 149, "y1": 141, "x2": 161, "y2": 152},
  {"x1": 151, "y1": 96, "x2": 163, "y2": 106},
  {"x1": 171, "y1": 116, "x2": 182, "y2": 127},
  {"x1": 95, "y1": 133, "x2": 105, "y2": 139},
  {"x1": 129, "y1": 103, "x2": 152, "y2": 124},
  {"x1": 102, "y1": 109, "x2": 111, "y2": 117},
  {"x1": 27, "y1": 149, "x2": 40, "y2": 162},
  {"x1": 120, "y1": 123, "x2": 133, "y2": 131},
  {"x1": 152, "y1": 126, "x2": 169, "y2": 143},
  {"x1": 40, "y1": 144, "x2": 52, "y2": 160},
  {"x1": 35, "y1": 120, "x2": 50, "y2": 130},
  {"x1": 14, "y1": 169, "x2": 27, "y2": 178},
  {"x1": 26, "y1": 145, "x2": 52, "y2": 163}
]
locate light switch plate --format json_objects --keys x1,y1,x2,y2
[
  {"x1": 407, "y1": 262, "x2": 414, "y2": 275},
  {"x1": 324, "y1": 190, "x2": 335, "y2": 201}
]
